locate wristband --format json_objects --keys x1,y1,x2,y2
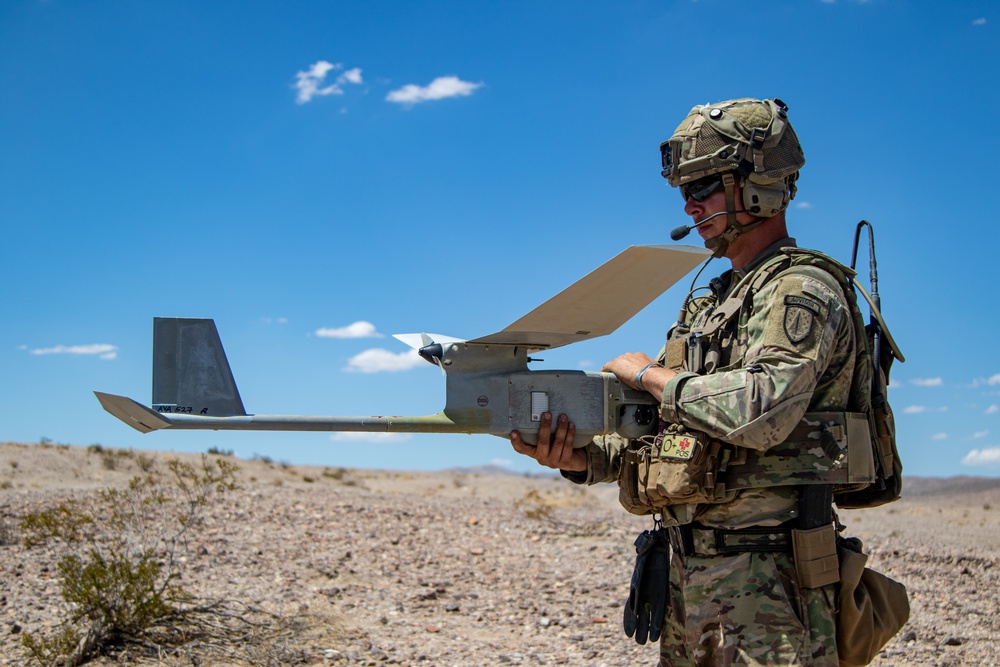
[{"x1": 634, "y1": 362, "x2": 661, "y2": 392}]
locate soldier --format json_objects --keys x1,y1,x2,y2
[{"x1": 511, "y1": 98, "x2": 869, "y2": 666}]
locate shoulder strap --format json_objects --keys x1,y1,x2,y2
[{"x1": 692, "y1": 252, "x2": 792, "y2": 339}]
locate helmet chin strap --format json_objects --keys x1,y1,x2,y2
[{"x1": 703, "y1": 172, "x2": 766, "y2": 258}]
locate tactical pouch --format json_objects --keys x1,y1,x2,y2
[
  {"x1": 643, "y1": 427, "x2": 727, "y2": 507},
  {"x1": 618, "y1": 443, "x2": 655, "y2": 516},
  {"x1": 791, "y1": 524, "x2": 839, "y2": 589},
  {"x1": 836, "y1": 536, "x2": 910, "y2": 667}
]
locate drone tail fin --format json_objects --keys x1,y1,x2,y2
[{"x1": 152, "y1": 318, "x2": 247, "y2": 417}]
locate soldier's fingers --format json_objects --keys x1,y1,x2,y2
[
  {"x1": 533, "y1": 412, "x2": 554, "y2": 463},
  {"x1": 550, "y1": 416, "x2": 576, "y2": 465},
  {"x1": 560, "y1": 422, "x2": 578, "y2": 466},
  {"x1": 509, "y1": 431, "x2": 537, "y2": 457}
]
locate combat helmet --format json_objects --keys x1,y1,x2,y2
[{"x1": 661, "y1": 98, "x2": 805, "y2": 256}]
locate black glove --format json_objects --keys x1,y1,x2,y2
[{"x1": 623, "y1": 528, "x2": 670, "y2": 644}]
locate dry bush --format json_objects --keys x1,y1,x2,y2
[{"x1": 13, "y1": 455, "x2": 311, "y2": 665}]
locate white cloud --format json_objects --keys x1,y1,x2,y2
[
  {"x1": 902, "y1": 405, "x2": 948, "y2": 414},
  {"x1": 973, "y1": 18, "x2": 987, "y2": 26},
  {"x1": 974, "y1": 373, "x2": 1000, "y2": 388},
  {"x1": 386, "y1": 76, "x2": 483, "y2": 105},
  {"x1": 340, "y1": 67, "x2": 363, "y2": 84},
  {"x1": 329, "y1": 432, "x2": 411, "y2": 443},
  {"x1": 910, "y1": 377, "x2": 943, "y2": 387},
  {"x1": 294, "y1": 61, "x2": 363, "y2": 104},
  {"x1": 262, "y1": 317, "x2": 288, "y2": 325},
  {"x1": 794, "y1": 201, "x2": 812, "y2": 209},
  {"x1": 962, "y1": 447, "x2": 1000, "y2": 467},
  {"x1": 344, "y1": 348, "x2": 424, "y2": 373},
  {"x1": 973, "y1": 430, "x2": 990, "y2": 439},
  {"x1": 987, "y1": 404, "x2": 999, "y2": 415},
  {"x1": 490, "y1": 457, "x2": 513, "y2": 468},
  {"x1": 932, "y1": 433, "x2": 948, "y2": 440},
  {"x1": 27, "y1": 344, "x2": 118, "y2": 360},
  {"x1": 316, "y1": 321, "x2": 383, "y2": 339}
]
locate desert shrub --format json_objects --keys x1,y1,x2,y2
[
  {"x1": 206, "y1": 446, "x2": 233, "y2": 456},
  {"x1": 17, "y1": 455, "x2": 247, "y2": 665},
  {"x1": 100, "y1": 452, "x2": 117, "y2": 470},
  {"x1": 134, "y1": 452, "x2": 156, "y2": 473},
  {"x1": 514, "y1": 489, "x2": 556, "y2": 521}
]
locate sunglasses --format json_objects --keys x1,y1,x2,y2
[{"x1": 680, "y1": 174, "x2": 726, "y2": 202}]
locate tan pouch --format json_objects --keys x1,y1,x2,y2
[
  {"x1": 645, "y1": 430, "x2": 726, "y2": 506},
  {"x1": 792, "y1": 524, "x2": 839, "y2": 589},
  {"x1": 618, "y1": 444, "x2": 655, "y2": 516},
  {"x1": 836, "y1": 537, "x2": 910, "y2": 667}
]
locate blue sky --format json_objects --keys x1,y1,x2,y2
[{"x1": 2, "y1": 0, "x2": 999, "y2": 478}]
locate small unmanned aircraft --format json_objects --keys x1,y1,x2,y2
[{"x1": 95, "y1": 245, "x2": 711, "y2": 448}]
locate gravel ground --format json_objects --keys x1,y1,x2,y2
[{"x1": 1, "y1": 442, "x2": 998, "y2": 666}]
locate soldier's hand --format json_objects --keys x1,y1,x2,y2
[
  {"x1": 510, "y1": 412, "x2": 586, "y2": 472},
  {"x1": 602, "y1": 351, "x2": 657, "y2": 387},
  {"x1": 603, "y1": 352, "x2": 675, "y2": 397}
]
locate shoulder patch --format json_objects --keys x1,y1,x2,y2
[{"x1": 783, "y1": 294, "x2": 818, "y2": 343}]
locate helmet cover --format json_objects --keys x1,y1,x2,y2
[{"x1": 661, "y1": 98, "x2": 805, "y2": 212}]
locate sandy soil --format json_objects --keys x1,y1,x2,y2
[{"x1": 1, "y1": 441, "x2": 998, "y2": 666}]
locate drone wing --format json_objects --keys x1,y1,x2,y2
[{"x1": 470, "y1": 244, "x2": 710, "y2": 351}]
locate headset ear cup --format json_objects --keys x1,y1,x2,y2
[{"x1": 741, "y1": 179, "x2": 791, "y2": 218}]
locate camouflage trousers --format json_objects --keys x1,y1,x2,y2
[{"x1": 657, "y1": 549, "x2": 839, "y2": 666}]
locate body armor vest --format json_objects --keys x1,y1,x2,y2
[{"x1": 619, "y1": 248, "x2": 884, "y2": 516}]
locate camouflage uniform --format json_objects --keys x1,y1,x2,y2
[{"x1": 567, "y1": 235, "x2": 858, "y2": 666}]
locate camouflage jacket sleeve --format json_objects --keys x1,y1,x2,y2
[
  {"x1": 658, "y1": 265, "x2": 856, "y2": 452},
  {"x1": 560, "y1": 433, "x2": 629, "y2": 485}
]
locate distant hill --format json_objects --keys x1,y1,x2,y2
[{"x1": 901, "y1": 475, "x2": 1000, "y2": 497}]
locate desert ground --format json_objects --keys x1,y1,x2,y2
[{"x1": 1, "y1": 440, "x2": 998, "y2": 667}]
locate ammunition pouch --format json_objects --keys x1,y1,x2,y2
[{"x1": 792, "y1": 524, "x2": 840, "y2": 589}]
